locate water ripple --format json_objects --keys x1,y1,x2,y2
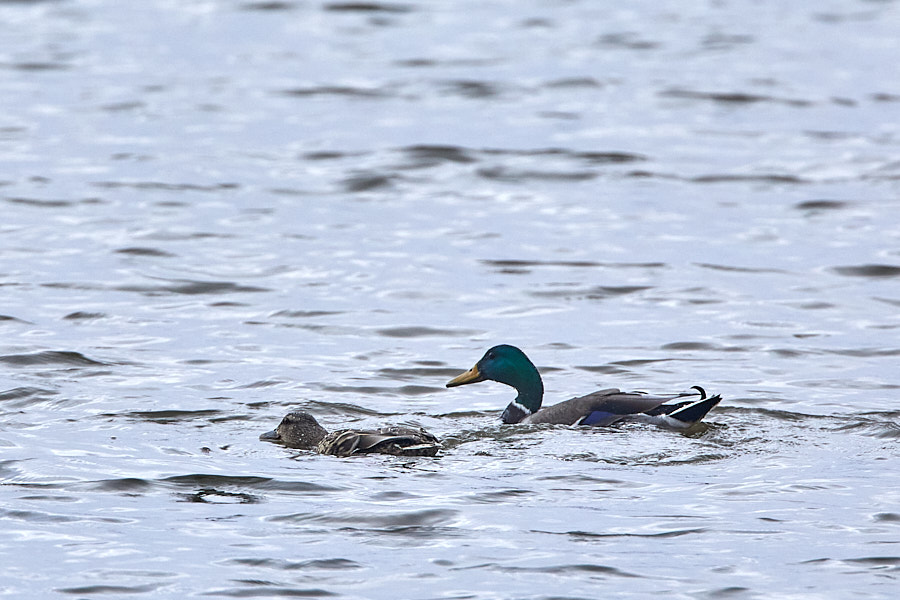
[
  {"x1": 0, "y1": 386, "x2": 59, "y2": 407},
  {"x1": 57, "y1": 584, "x2": 161, "y2": 595},
  {"x1": 832, "y1": 264, "x2": 900, "y2": 278},
  {"x1": 268, "y1": 507, "x2": 460, "y2": 537},
  {"x1": 324, "y1": 2, "x2": 413, "y2": 14},
  {"x1": 200, "y1": 586, "x2": 337, "y2": 597},
  {"x1": 661, "y1": 88, "x2": 813, "y2": 107},
  {"x1": 227, "y1": 558, "x2": 362, "y2": 571},
  {"x1": 0, "y1": 350, "x2": 107, "y2": 367},
  {"x1": 116, "y1": 280, "x2": 270, "y2": 295},
  {"x1": 160, "y1": 475, "x2": 337, "y2": 493},
  {"x1": 553, "y1": 527, "x2": 709, "y2": 540},
  {"x1": 376, "y1": 326, "x2": 478, "y2": 338}
]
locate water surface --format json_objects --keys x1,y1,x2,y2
[{"x1": 2, "y1": 0, "x2": 899, "y2": 598}]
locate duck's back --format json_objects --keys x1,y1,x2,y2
[
  {"x1": 523, "y1": 389, "x2": 675, "y2": 426},
  {"x1": 318, "y1": 426, "x2": 440, "y2": 457}
]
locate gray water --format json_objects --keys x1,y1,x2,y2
[{"x1": 2, "y1": 1, "x2": 900, "y2": 598}]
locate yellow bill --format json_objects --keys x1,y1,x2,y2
[{"x1": 446, "y1": 365, "x2": 485, "y2": 387}]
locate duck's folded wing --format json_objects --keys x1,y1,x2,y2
[
  {"x1": 319, "y1": 427, "x2": 440, "y2": 457},
  {"x1": 376, "y1": 425, "x2": 440, "y2": 444},
  {"x1": 525, "y1": 389, "x2": 679, "y2": 426},
  {"x1": 318, "y1": 429, "x2": 364, "y2": 456}
]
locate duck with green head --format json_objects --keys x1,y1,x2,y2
[{"x1": 447, "y1": 344, "x2": 721, "y2": 428}]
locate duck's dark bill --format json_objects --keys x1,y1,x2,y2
[
  {"x1": 259, "y1": 429, "x2": 281, "y2": 441},
  {"x1": 446, "y1": 365, "x2": 485, "y2": 387}
]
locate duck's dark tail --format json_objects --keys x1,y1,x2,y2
[
  {"x1": 666, "y1": 394, "x2": 722, "y2": 424},
  {"x1": 645, "y1": 388, "x2": 722, "y2": 425}
]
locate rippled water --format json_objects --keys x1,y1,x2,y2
[{"x1": 2, "y1": 0, "x2": 900, "y2": 598}]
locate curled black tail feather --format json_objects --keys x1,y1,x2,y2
[
  {"x1": 644, "y1": 390, "x2": 721, "y2": 424},
  {"x1": 669, "y1": 394, "x2": 722, "y2": 423}
]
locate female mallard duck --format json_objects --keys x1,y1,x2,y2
[
  {"x1": 447, "y1": 344, "x2": 721, "y2": 428},
  {"x1": 260, "y1": 411, "x2": 441, "y2": 457}
]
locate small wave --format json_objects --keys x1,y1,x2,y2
[
  {"x1": 114, "y1": 246, "x2": 176, "y2": 257},
  {"x1": 0, "y1": 386, "x2": 59, "y2": 407},
  {"x1": 553, "y1": 527, "x2": 708, "y2": 540},
  {"x1": 441, "y1": 79, "x2": 501, "y2": 99},
  {"x1": 9, "y1": 61, "x2": 71, "y2": 72},
  {"x1": 719, "y1": 406, "x2": 823, "y2": 422},
  {"x1": 482, "y1": 259, "x2": 665, "y2": 270},
  {"x1": 161, "y1": 474, "x2": 272, "y2": 487},
  {"x1": 661, "y1": 88, "x2": 813, "y2": 107},
  {"x1": 842, "y1": 556, "x2": 900, "y2": 567},
  {"x1": 5, "y1": 196, "x2": 75, "y2": 207},
  {"x1": 240, "y1": 1, "x2": 297, "y2": 10},
  {"x1": 133, "y1": 231, "x2": 236, "y2": 242},
  {"x1": 696, "y1": 262, "x2": 788, "y2": 274},
  {"x1": 466, "y1": 489, "x2": 535, "y2": 503},
  {"x1": 116, "y1": 280, "x2": 270, "y2": 295},
  {"x1": 226, "y1": 557, "x2": 362, "y2": 570},
  {"x1": 319, "y1": 383, "x2": 440, "y2": 396},
  {"x1": 300, "y1": 401, "x2": 390, "y2": 418},
  {"x1": 101, "y1": 101, "x2": 145, "y2": 112},
  {"x1": 62, "y1": 311, "x2": 107, "y2": 320},
  {"x1": 235, "y1": 379, "x2": 289, "y2": 389},
  {"x1": 301, "y1": 150, "x2": 367, "y2": 161},
  {"x1": 490, "y1": 562, "x2": 641, "y2": 578},
  {"x1": 92, "y1": 181, "x2": 239, "y2": 192},
  {"x1": 400, "y1": 144, "x2": 476, "y2": 168},
  {"x1": 477, "y1": 166, "x2": 597, "y2": 182},
  {"x1": 830, "y1": 417, "x2": 900, "y2": 439},
  {"x1": 0, "y1": 508, "x2": 82, "y2": 524},
  {"x1": 200, "y1": 585, "x2": 336, "y2": 597},
  {"x1": 874, "y1": 297, "x2": 900, "y2": 308},
  {"x1": 324, "y1": 2, "x2": 412, "y2": 13},
  {"x1": 0, "y1": 506, "x2": 133, "y2": 524},
  {"x1": 596, "y1": 32, "x2": 659, "y2": 50},
  {"x1": 278, "y1": 85, "x2": 388, "y2": 99},
  {"x1": 660, "y1": 341, "x2": 720, "y2": 351},
  {"x1": 873, "y1": 513, "x2": 900, "y2": 523},
  {"x1": 56, "y1": 584, "x2": 161, "y2": 595},
  {"x1": 832, "y1": 264, "x2": 900, "y2": 278},
  {"x1": 573, "y1": 151, "x2": 647, "y2": 164},
  {"x1": 113, "y1": 409, "x2": 225, "y2": 423},
  {"x1": 483, "y1": 147, "x2": 646, "y2": 163},
  {"x1": 0, "y1": 350, "x2": 107, "y2": 367},
  {"x1": 802, "y1": 556, "x2": 900, "y2": 573},
  {"x1": 794, "y1": 200, "x2": 849, "y2": 211},
  {"x1": 872, "y1": 92, "x2": 900, "y2": 103},
  {"x1": 376, "y1": 366, "x2": 461, "y2": 380},
  {"x1": 376, "y1": 326, "x2": 477, "y2": 338},
  {"x1": 528, "y1": 285, "x2": 651, "y2": 300},
  {"x1": 269, "y1": 507, "x2": 459, "y2": 536},
  {"x1": 270, "y1": 310, "x2": 344, "y2": 318},
  {"x1": 0, "y1": 314, "x2": 30, "y2": 323},
  {"x1": 544, "y1": 76, "x2": 604, "y2": 89},
  {"x1": 690, "y1": 173, "x2": 807, "y2": 184},
  {"x1": 159, "y1": 474, "x2": 340, "y2": 494},
  {"x1": 89, "y1": 478, "x2": 154, "y2": 492},
  {"x1": 341, "y1": 172, "x2": 396, "y2": 192}
]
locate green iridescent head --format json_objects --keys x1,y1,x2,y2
[{"x1": 446, "y1": 344, "x2": 544, "y2": 423}]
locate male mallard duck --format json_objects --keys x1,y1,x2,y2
[
  {"x1": 446, "y1": 344, "x2": 721, "y2": 428},
  {"x1": 260, "y1": 411, "x2": 441, "y2": 457}
]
